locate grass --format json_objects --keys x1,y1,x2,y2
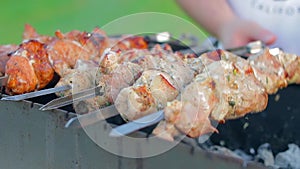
[{"x1": 0, "y1": 0, "x2": 208, "y2": 45}]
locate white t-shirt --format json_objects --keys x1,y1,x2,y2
[{"x1": 227, "y1": 0, "x2": 300, "y2": 55}]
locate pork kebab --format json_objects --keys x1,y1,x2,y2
[
  {"x1": 109, "y1": 48, "x2": 299, "y2": 141},
  {"x1": 50, "y1": 44, "x2": 194, "y2": 115},
  {"x1": 51, "y1": 41, "x2": 268, "y2": 114},
  {"x1": 52, "y1": 43, "x2": 271, "y2": 128},
  {"x1": 57, "y1": 44, "x2": 259, "y2": 128},
  {"x1": 0, "y1": 24, "x2": 148, "y2": 96},
  {"x1": 2, "y1": 25, "x2": 108, "y2": 95}
]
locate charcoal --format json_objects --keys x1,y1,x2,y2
[
  {"x1": 255, "y1": 143, "x2": 275, "y2": 167},
  {"x1": 274, "y1": 144, "x2": 300, "y2": 169}
]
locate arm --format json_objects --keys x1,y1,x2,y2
[
  {"x1": 176, "y1": 0, "x2": 236, "y2": 38},
  {"x1": 176, "y1": 0, "x2": 276, "y2": 48}
]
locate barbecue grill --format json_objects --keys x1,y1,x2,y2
[
  {"x1": 0, "y1": 97, "x2": 269, "y2": 169},
  {"x1": 0, "y1": 33, "x2": 299, "y2": 169}
]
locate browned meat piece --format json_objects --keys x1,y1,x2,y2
[
  {"x1": 118, "y1": 48, "x2": 152, "y2": 64},
  {"x1": 74, "y1": 59, "x2": 99, "y2": 70},
  {"x1": 107, "y1": 62, "x2": 143, "y2": 102},
  {"x1": 55, "y1": 68, "x2": 96, "y2": 98},
  {"x1": 55, "y1": 59, "x2": 99, "y2": 97},
  {"x1": 23, "y1": 24, "x2": 54, "y2": 43},
  {"x1": 200, "y1": 51, "x2": 268, "y2": 120},
  {"x1": 74, "y1": 62, "x2": 143, "y2": 114},
  {"x1": 184, "y1": 57, "x2": 206, "y2": 76},
  {"x1": 98, "y1": 43, "x2": 170, "y2": 78},
  {"x1": 1, "y1": 26, "x2": 149, "y2": 96},
  {"x1": 14, "y1": 40, "x2": 54, "y2": 89},
  {"x1": 47, "y1": 39, "x2": 90, "y2": 76},
  {"x1": 71, "y1": 71, "x2": 99, "y2": 114},
  {"x1": 110, "y1": 36, "x2": 148, "y2": 52},
  {"x1": 48, "y1": 27, "x2": 116, "y2": 77},
  {"x1": 76, "y1": 46, "x2": 188, "y2": 116},
  {"x1": 188, "y1": 50, "x2": 267, "y2": 120},
  {"x1": 23, "y1": 24, "x2": 39, "y2": 40},
  {"x1": 0, "y1": 45, "x2": 18, "y2": 76},
  {"x1": 55, "y1": 69, "x2": 75, "y2": 97},
  {"x1": 163, "y1": 78, "x2": 219, "y2": 138},
  {"x1": 5, "y1": 40, "x2": 54, "y2": 94},
  {"x1": 47, "y1": 28, "x2": 110, "y2": 77},
  {"x1": 68, "y1": 48, "x2": 149, "y2": 114},
  {"x1": 55, "y1": 29, "x2": 83, "y2": 41},
  {"x1": 152, "y1": 120, "x2": 180, "y2": 141},
  {"x1": 153, "y1": 50, "x2": 268, "y2": 139},
  {"x1": 55, "y1": 27, "x2": 110, "y2": 63},
  {"x1": 114, "y1": 46, "x2": 194, "y2": 121},
  {"x1": 249, "y1": 49, "x2": 288, "y2": 94},
  {"x1": 115, "y1": 70, "x2": 178, "y2": 121},
  {"x1": 99, "y1": 50, "x2": 120, "y2": 74},
  {"x1": 134, "y1": 45, "x2": 194, "y2": 90},
  {"x1": 126, "y1": 36, "x2": 148, "y2": 49},
  {"x1": 5, "y1": 56, "x2": 38, "y2": 94},
  {"x1": 99, "y1": 47, "x2": 151, "y2": 74},
  {"x1": 82, "y1": 27, "x2": 110, "y2": 62},
  {"x1": 69, "y1": 70, "x2": 99, "y2": 114},
  {"x1": 116, "y1": 85, "x2": 157, "y2": 121},
  {"x1": 89, "y1": 61, "x2": 143, "y2": 107},
  {"x1": 276, "y1": 52, "x2": 300, "y2": 84},
  {"x1": 54, "y1": 59, "x2": 102, "y2": 114},
  {"x1": 183, "y1": 49, "x2": 226, "y2": 76}
]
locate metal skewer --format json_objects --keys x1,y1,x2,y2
[
  {"x1": 40, "y1": 85, "x2": 103, "y2": 111},
  {"x1": 1, "y1": 85, "x2": 71, "y2": 101},
  {"x1": 180, "y1": 40, "x2": 265, "y2": 57},
  {"x1": 65, "y1": 105, "x2": 119, "y2": 128},
  {"x1": 109, "y1": 110, "x2": 164, "y2": 137}
]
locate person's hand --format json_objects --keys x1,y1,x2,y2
[{"x1": 218, "y1": 19, "x2": 277, "y2": 48}]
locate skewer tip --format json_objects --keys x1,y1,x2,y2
[
  {"x1": 1, "y1": 95, "x2": 19, "y2": 101},
  {"x1": 1, "y1": 97, "x2": 9, "y2": 101},
  {"x1": 109, "y1": 130, "x2": 124, "y2": 137},
  {"x1": 39, "y1": 106, "x2": 48, "y2": 111},
  {"x1": 64, "y1": 117, "x2": 78, "y2": 128}
]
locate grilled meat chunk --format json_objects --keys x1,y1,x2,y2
[
  {"x1": 0, "y1": 45, "x2": 18, "y2": 76},
  {"x1": 47, "y1": 39, "x2": 90, "y2": 76},
  {"x1": 55, "y1": 60, "x2": 98, "y2": 97},
  {"x1": 275, "y1": 51, "x2": 300, "y2": 84},
  {"x1": 114, "y1": 46, "x2": 194, "y2": 121},
  {"x1": 17, "y1": 40, "x2": 54, "y2": 89},
  {"x1": 163, "y1": 77, "x2": 219, "y2": 138},
  {"x1": 55, "y1": 27, "x2": 110, "y2": 63},
  {"x1": 153, "y1": 50, "x2": 269, "y2": 140},
  {"x1": 6, "y1": 56, "x2": 38, "y2": 94},
  {"x1": 23, "y1": 24, "x2": 54, "y2": 44},
  {"x1": 110, "y1": 36, "x2": 148, "y2": 52},
  {"x1": 249, "y1": 49, "x2": 288, "y2": 94},
  {"x1": 5, "y1": 40, "x2": 54, "y2": 94},
  {"x1": 209, "y1": 51, "x2": 268, "y2": 120},
  {"x1": 72, "y1": 62, "x2": 143, "y2": 114},
  {"x1": 152, "y1": 120, "x2": 180, "y2": 141},
  {"x1": 115, "y1": 70, "x2": 179, "y2": 121},
  {"x1": 0, "y1": 25, "x2": 151, "y2": 96}
]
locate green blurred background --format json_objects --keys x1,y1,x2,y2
[{"x1": 0, "y1": 0, "x2": 207, "y2": 45}]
